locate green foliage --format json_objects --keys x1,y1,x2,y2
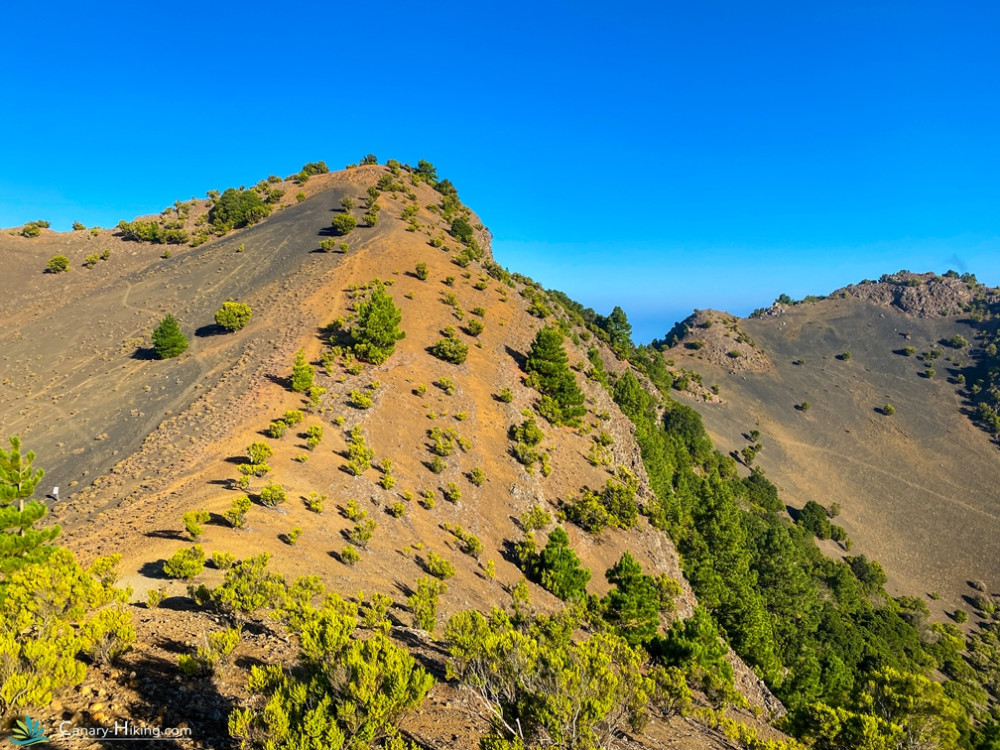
[
  {"x1": 464, "y1": 318, "x2": 484, "y2": 337},
  {"x1": 46, "y1": 255, "x2": 70, "y2": 273},
  {"x1": 291, "y1": 348, "x2": 315, "y2": 392},
  {"x1": 283, "y1": 409, "x2": 304, "y2": 426},
  {"x1": 525, "y1": 326, "x2": 586, "y2": 425},
  {"x1": 183, "y1": 510, "x2": 211, "y2": 539},
  {"x1": 345, "y1": 427, "x2": 375, "y2": 475},
  {"x1": 212, "y1": 551, "x2": 236, "y2": 570},
  {"x1": 600, "y1": 553, "x2": 673, "y2": 646},
  {"x1": 246, "y1": 441, "x2": 273, "y2": 464},
  {"x1": 152, "y1": 314, "x2": 188, "y2": 359},
  {"x1": 229, "y1": 584, "x2": 433, "y2": 749},
  {"x1": 259, "y1": 482, "x2": 287, "y2": 507},
  {"x1": 510, "y1": 417, "x2": 547, "y2": 473},
  {"x1": 520, "y1": 505, "x2": 553, "y2": 532},
  {"x1": 654, "y1": 606, "x2": 736, "y2": 704},
  {"x1": 444, "y1": 524, "x2": 484, "y2": 559},
  {"x1": 331, "y1": 213, "x2": 358, "y2": 235},
  {"x1": 450, "y1": 216, "x2": 474, "y2": 244},
  {"x1": 415, "y1": 262, "x2": 429, "y2": 280},
  {"x1": 424, "y1": 551, "x2": 456, "y2": 579},
  {"x1": 350, "y1": 389, "x2": 374, "y2": 409},
  {"x1": 305, "y1": 491, "x2": 325, "y2": 513},
  {"x1": 443, "y1": 482, "x2": 462, "y2": 504},
  {"x1": 215, "y1": 301, "x2": 253, "y2": 332},
  {"x1": 224, "y1": 495, "x2": 252, "y2": 528},
  {"x1": 340, "y1": 545, "x2": 361, "y2": 566},
  {"x1": 208, "y1": 553, "x2": 285, "y2": 623},
  {"x1": 352, "y1": 282, "x2": 405, "y2": 364},
  {"x1": 519, "y1": 526, "x2": 591, "y2": 602},
  {"x1": 209, "y1": 187, "x2": 271, "y2": 231},
  {"x1": 429, "y1": 328, "x2": 469, "y2": 364},
  {"x1": 0, "y1": 548, "x2": 133, "y2": 718},
  {"x1": 498, "y1": 387, "x2": 514, "y2": 403},
  {"x1": 347, "y1": 518, "x2": 377, "y2": 550},
  {"x1": 179, "y1": 627, "x2": 241, "y2": 677},
  {"x1": 563, "y1": 469, "x2": 640, "y2": 533},
  {"x1": 408, "y1": 576, "x2": 446, "y2": 632},
  {"x1": 469, "y1": 467, "x2": 486, "y2": 486},
  {"x1": 163, "y1": 545, "x2": 206, "y2": 580},
  {"x1": 268, "y1": 419, "x2": 287, "y2": 438},
  {"x1": 445, "y1": 607, "x2": 651, "y2": 749}
]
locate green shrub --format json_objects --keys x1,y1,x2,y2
[
  {"x1": 435, "y1": 377, "x2": 456, "y2": 395},
  {"x1": 286, "y1": 528, "x2": 302, "y2": 546},
  {"x1": 464, "y1": 318, "x2": 484, "y2": 337},
  {"x1": 430, "y1": 330, "x2": 469, "y2": 364},
  {"x1": 340, "y1": 196, "x2": 354, "y2": 210},
  {"x1": 331, "y1": 214, "x2": 358, "y2": 235},
  {"x1": 152, "y1": 314, "x2": 188, "y2": 359},
  {"x1": 388, "y1": 502, "x2": 406, "y2": 517},
  {"x1": 351, "y1": 282, "x2": 405, "y2": 364},
  {"x1": 347, "y1": 518, "x2": 377, "y2": 550},
  {"x1": 259, "y1": 483, "x2": 287, "y2": 507},
  {"x1": 45, "y1": 254, "x2": 70, "y2": 273},
  {"x1": 224, "y1": 495, "x2": 251, "y2": 528},
  {"x1": 409, "y1": 576, "x2": 446, "y2": 632},
  {"x1": 425, "y1": 551, "x2": 456, "y2": 579},
  {"x1": 209, "y1": 188, "x2": 270, "y2": 231},
  {"x1": 290, "y1": 349, "x2": 314, "y2": 392},
  {"x1": 883, "y1": 403, "x2": 896, "y2": 415},
  {"x1": 246, "y1": 441, "x2": 273, "y2": 464},
  {"x1": 345, "y1": 427, "x2": 374, "y2": 475},
  {"x1": 444, "y1": 482, "x2": 462, "y2": 504},
  {"x1": 498, "y1": 387, "x2": 514, "y2": 403},
  {"x1": 147, "y1": 588, "x2": 167, "y2": 608},
  {"x1": 163, "y1": 545, "x2": 206, "y2": 580},
  {"x1": 82, "y1": 254, "x2": 100, "y2": 268},
  {"x1": 305, "y1": 492, "x2": 325, "y2": 513},
  {"x1": 212, "y1": 551, "x2": 236, "y2": 570},
  {"x1": 340, "y1": 545, "x2": 361, "y2": 566},
  {"x1": 215, "y1": 301, "x2": 253, "y2": 332},
  {"x1": 469, "y1": 467, "x2": 485, "y2": 486},
  {"x1": 415, "y1": 262, "x2": 429, "y2": 280},
  {"x1": 268, "y1": 420, "x2": 287, "y2": 439},
  {"x1": 183, "y1": 510, "x2": 211, "y2": 540},
  {"x1": 344, "y1": 498, "x2": 366, "y2": 522},
  {"x1": 283, "y1": 409, "x2": 304, "y2": 426},
  {"x1": 520, "y1": 505, "x2": 553, "y2": 532}
]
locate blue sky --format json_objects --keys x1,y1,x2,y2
[{"x1": 2, "y1": 1, "x2": 997, "y2": 342}]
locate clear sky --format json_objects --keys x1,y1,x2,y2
[{"x1": 2, "y1": 1, "x2": 997, "y2": 343}]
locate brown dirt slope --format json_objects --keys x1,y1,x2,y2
[
  {"x1": 3, "y1": 165, "x2": 785, "y2": 748},
  {"x1": 665, "y1": 292, "x2": 1000, "y2": 622}
]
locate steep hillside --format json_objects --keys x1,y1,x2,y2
[
  {"x1": 2, "y1": 163, "x2": 790, "y2": 749},
  {"x1": 663, "y1": 277, "x2": 1000, "y2": 613}
]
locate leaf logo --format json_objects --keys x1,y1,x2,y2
[{"x1": 9, "y1": 716, "x2": 48, "y2": 746}]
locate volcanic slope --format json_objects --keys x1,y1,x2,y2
[
  {"x1": 662, "y1": 277, "x2": 1000, "y2": 616},
  {"x1": 3, "y1": 165, "x2": 787, "y2": 748}
]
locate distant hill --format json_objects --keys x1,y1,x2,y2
[{"x1": 661, "y1": 271, "x2": 1000, "y2": 613}]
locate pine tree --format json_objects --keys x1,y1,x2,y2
[
  {"x1": 151, "y1": 314, "x2": 188, "y2": 359},
  {"x1": 603, "y1": 553, "x2": 661, "y2": 646},
  {"x1": 525, "y1": 326, "x2": 586, "y2": 425},
  {"x1": 352, "y1": 282, "x2": 405, "y2": 365},
  {"x1": 605, "y1": 306, "x2": 633, "y2": 357},
  {"x1": 290, "y1": 349, "x2": 314, "y2": 393},
  {"x1": 0, "y1": 436, "x2": 60, "y2": 576},
  {"x1": 536, "y1": 526, "x2": 591, "y2": 602}
]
